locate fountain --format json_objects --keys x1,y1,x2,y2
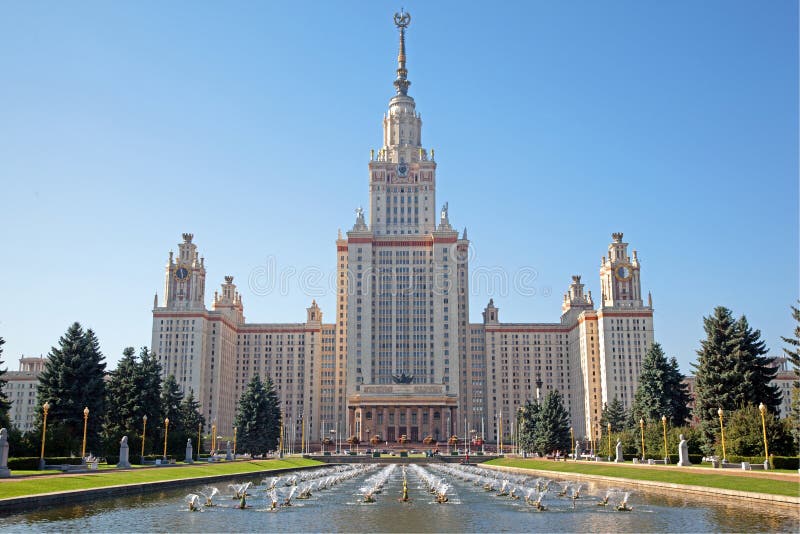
[
  {"x1": 228, "y1": 482, "x2": 251, "y2": 499},
  {"x1": 616, "y1": 492, "x2": 633, "y2": 511},
  {"x1": 185, "y1": 494, "x2": 201, "y2": 512},
  {"x1": 198, "y1": 487, "x2": 219, "y2": 507}
]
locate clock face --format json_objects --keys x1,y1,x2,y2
[
  {"x1": 175, "y1": 266, "x2": 189, "y2": 281},
  {"x1": 614, "y1": 264, "x2": 632, "y2": 281},
  {"x1": 397, "y1": 162, "x2": 409, "y2": 177}
]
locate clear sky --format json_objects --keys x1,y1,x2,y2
[{"x1": 0, "y1": 1, "x2": 797, "y2": 375}]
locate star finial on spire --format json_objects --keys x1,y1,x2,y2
[{"x1": 393, "y1": 10, "x2": 412, "y2": 96}]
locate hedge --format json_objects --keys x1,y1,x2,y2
[
  {"x1": 725, "y1": 455, "x2": 799, "y2": 470},
  {"x1": 8, "y1": 457, "x2": 85, "y2": 470}
]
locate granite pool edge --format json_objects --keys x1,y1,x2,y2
[
  {"x1": 0, "y1": 464, "x2": 318, "y2": 514},
  {"x1": 483, "y1": 464, "x2": 800, "y2": 508}
]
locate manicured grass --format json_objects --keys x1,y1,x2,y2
[
  {"x1": 0, "y1": 458, "x2": 322, "y2": 500},
  {"x1": 486, "y1": 458, "x2": 800, "y2": 497}
]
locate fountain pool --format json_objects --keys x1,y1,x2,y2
[{"x1": 1, "y1": 463, "x2": 797, "y2": 533}]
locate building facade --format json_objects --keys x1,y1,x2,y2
[
  {"x1": 150, "y1": 14, "x2": 655, "y2": 447},
  {"x1": 5, "y1": 355, "x2": 47, "y2": 432}
]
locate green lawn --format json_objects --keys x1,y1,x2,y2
[
  {"x1": 486, "y1": 459, "x2": 800, "y2": 497},
  {"x1": 0, "y1": 458, "x2": 322, "y2": 500}
]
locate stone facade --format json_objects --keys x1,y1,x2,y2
[
  {"x1": 150, "y1": 15, "x2": 655, "y2": 446},
  {"x1": 5, "y1": 356, "x2": 47, "y2": 432}
]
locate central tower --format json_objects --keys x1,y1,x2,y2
[
  {"x1": 368, "y1": 10, "x2": 437, "y2": 236},
  {"x1": 340, "y1": 12, "x2": 470, "y2": 444}
]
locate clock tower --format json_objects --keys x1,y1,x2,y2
[
  {"x1": 599, "y1": 232, "x2": 643, "y2": 308},
  {"x1": 162, "y1": 233, "x2": 207, "y2": 310}
]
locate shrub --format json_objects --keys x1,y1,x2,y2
[
  {"x1": 771, "y1": 456, "x2": 800, "y2": 470},
  {"x1": 8, "y1": 456, "x2": 85, "y2": 470}
]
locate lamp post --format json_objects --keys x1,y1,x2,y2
[
  {"x1": 279, "y1": 414, "x2": 284, "y2": 458},
  {"x1": 81, "y1": 407, "x2": 90, "y2": 459},
  {"x1": 39, "y1": 401, "x2": 50, "y2": 470},
  {"x1": 197, "y1": 422, "x2": 202, "y2": 461},
  {"x1": 211, "y1": 420, "x2": 217, "y2": 454},
  {"x1": 661, "y1": 415, "x2": 668, "y2": 462},
  {"x1": 607, "y1": 422, "x2": 612, "y2": 460},
  {"x1": 758, "y1": 402, "x2": 769, "y2": 466},
  {"x1": 233, "y1": 426, "x2": 237, "y2": 457},
  {"x1": 535, "y1": 374, "x2": 543, "y2": 405},
  {"x1": 163, "y1": 417, "x2": 170, "y2": 460},
  {"x1": 717, "y1": 408, "x2": 726, "y2": 463},
  {"x1": 498, "y1": 411, "x2": 503, "y2": 455},
  {"x1": 300, "y1": 412, "x2": 305, "y2": 455},
  {"x1": 141, "y1": 415, "x2": 148, "y2": 460},
  {"x1": 639, "y1": 418, "x2": 645, "y2": 461},
  {"x1": 569, "y1": 426, "x2": 574, "y2": 460}
]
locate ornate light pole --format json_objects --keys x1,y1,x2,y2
[
  {"x1": 300, "y1": 412, "x2": 305, "y2": 455},
  {"x1": 278, "y1": 414, "x2": 284, "y2": 458},
  {"x1": 233, "y1": 426, "x2": 237, "y2": 457},
  {"x1": 569, "y1": 426, "x2": 574, "y2": 460},
  {"x1": 639, "y1": 418, "x2": 645, "y2": 461},
  {"x1": 717, "y1": 408, "x2": 726, "y2": 463},
  {"x1": 141, "y1": 415, "x2": 148, "y2": 460},
  {"x1": 211, "y1": 420, "x2": 217, "y2": 454},
  {"x1": 661, "y1": 415, "x2": 668, "y2": 462},
  {"x1": 39, "y1": 401, "x2": 50, "y2": 470},
  {"x1": 758, "y1": 402, "x2": 769, "y2": 465},
  {"x1": 607, "y1": 422, "x2": 612, "y2": 460},
  {"x1": 81, "y1": 407, "x2": 90, "y2": 459},
  {"x1": 163, "y1": 417, "x2": 170, "y2": 460},
  {"x1": 197, "y1": 422, "x2": 202, "y2": 461}
]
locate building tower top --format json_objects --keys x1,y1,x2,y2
[{"x1": 393, "y1": 10, "x2": 411, "y2": 96}]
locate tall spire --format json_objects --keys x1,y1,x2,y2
[{"x1": 393, "y1": 10, "x2": 411, "y2": 96}]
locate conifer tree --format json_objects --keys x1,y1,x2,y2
[
  {"x1": 631, "y1": 343, "x2": 690, "y2": 425},
  {"x1": 516, "y1": 400, "x2": 539, "y2": 454},
  {"x1": 600, "y1": 396, "x2": 628, "y2": 433},
  {"x1": 234, "y1": 374, "x2": 281, "y2": 454},
  {"x1": 160, "y1": 374, "x2": 185, "y2": 457},
  {"x1": 0, "y1": 337, "x2": 10, "y2": 429},
  {"x1": 103, "y1": 347, "x2": 164, "y2": 455},
  {"x1": 35, "y1": 323, "x2": 107, "y2": 456},
  {"x1": 532, "y1": 390, "x2": 571, "y2": 455},
  {"x1": 781, "y1": 302, "x2": 800, "y2": 446},
  {"x1": 181, "y1": 389, "x2": 205, "y2": 453},
  {"x1": 693, "y1": 307, "x2": 780, "y2": 452}
]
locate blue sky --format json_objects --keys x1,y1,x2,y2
[{"x1": 0, "y1": 1, "x2": 797, "y2": 374}]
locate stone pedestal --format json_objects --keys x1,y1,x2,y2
[
  {"x1": 185, "y1": 438, "x2": 194, "y2": 464},
  {"x1": 117, "y1": 436, "x2": 132, "y2": 469},
  {"x1": 574, "y1": 443, "x2": 582, "y2": 461},
  {"x1": 0, "y1": 428, "x2": 10, "y2": 478},
  {"x1": 226, "y1": 441, "x2": 233, "y2": 461}
]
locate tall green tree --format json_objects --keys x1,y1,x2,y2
[
  {"x1": 532, "y1": 390, "x2": 571, "y2": 455},
  {"x1": 35, "y1": 323, "x2": 107, "y2": 456},
  {"x1": 0, "y1": 337, "x2": 10, "y2": 429},
  {"x1": 103, "y1": 347, "x2": 163, "y2": 455},
  {"x1": 233, "y1": 374, "x2": 281, "y2": 454},
  {"x1": 693, "y1": 307, "x2": 780, "y2": 453},
  {"x1": 781, "y1": 302, "x2": 800, "y2": 446},
  {"x1": 600, "y1": 396, "x2": 628, "y2": 433},
  {"x1": 516, "y1": 400, "x2": 539, "y2": 454},
  {"x1": 160, "y1": 374, "x2": 185, "y2": 457},
  {"x1": 631, "y1": 343, "x2": 690, "y2": 426},
  {"x1": 181, "y1": 389, "x2": 205, "y2": 453}
]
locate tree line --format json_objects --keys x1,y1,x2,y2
[
  {"x1": 0, "y1": 322, "x2": 280, "y2": 460},
  {"x1": 516, "y1": 304, "x2": 799, "y2": 459}
]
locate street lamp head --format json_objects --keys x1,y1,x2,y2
[
  {"x1": 43, "y1": 401, "x2": 50, "y2": 412},
  {"x1": 759, "y1": 402, "x2": 766, "y2": 414},
  {"x1": 661, "y1": 415, "x2": 666, "y2": 423},
  {"x1": 84, "y1": 407, "x2": 90, "y2": 417},
  {"x1": 143, "y1": 414, "x2": 148, "y2": 422},
  {"x1": 639, "y1": 418, "x2": 644, "y2": 426},
  {"x1": 717, "y1": 408, "x2": 723, "y2": 417},
  {"x1": 165, "y1": 417, "x2": 170, "y2": 425}
]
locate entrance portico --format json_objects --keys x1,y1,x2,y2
[{"x1": 348, "y1": 384, "x2": 458, "y2": 445}]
